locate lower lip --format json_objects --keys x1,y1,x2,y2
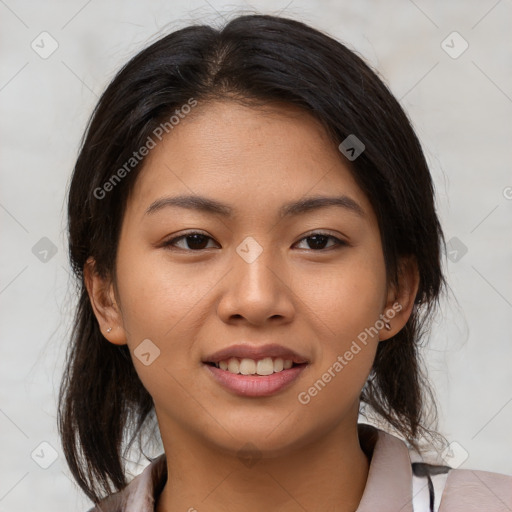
[{"x1": 204, "y1": 363, "x2": 308, "y2": 397}]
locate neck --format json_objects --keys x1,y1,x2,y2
[{"x1": 155, "y1": 421, "x2": 371, "y2": 512}]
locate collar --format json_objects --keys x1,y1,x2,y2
[{"x1": 91, "y1": 424, "x2": 415, "y2": 512}]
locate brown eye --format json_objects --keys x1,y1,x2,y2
[
  {"x1": 161, "y1": 231, "x2": 346, "y2": 252},
  {"x1": 294, "y1": 232, "x2": 346, "y2": 251},
  {"x1": 162, "y1": 232, "x2": 218, "y2": 251}
]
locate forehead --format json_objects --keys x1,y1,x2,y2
[{"x1": 125, "y1": 100, "x2": 374, "y2": 222}]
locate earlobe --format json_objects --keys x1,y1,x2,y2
[
  {"x1": 83, "y1": 257, "x2": 128, "y2": 346},
  {"x1": 379, "y1": 256, "x2": 420, "y2": 341}
]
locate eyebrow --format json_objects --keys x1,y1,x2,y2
[{"x1": 144, "y1": 194, "x2": 365, "y2": 219}]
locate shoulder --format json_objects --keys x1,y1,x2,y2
[
  {"x1": 438, "y1": 467, "x2": 512, "y2": 511},
  {"x1": 85, "y1": 454, "x2": 167, "y2": 512},
  {"x1": 408, "y1": 455, "x2": 512, "y2": 512},
  {"x1": 370, "y1": 424, "x2": 512, "y2": 512}
]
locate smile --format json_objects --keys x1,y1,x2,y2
[
  {"x1": 204, "y1": 358, "x2": 309, "y2": 397},
  {"x1": 210, "y1": 356, "x2": 297, "y2": 375}
]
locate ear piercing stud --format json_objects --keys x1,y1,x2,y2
[
  {"x1": 384, "y1": 321, "x2": 391, "y2": 331},
  {"x1": 106, "y1": 327, "x2": 112, "y2": 333}
]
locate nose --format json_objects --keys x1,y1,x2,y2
[{"x1": 216, "y1": 239, "x2": 295, "y2": 326}]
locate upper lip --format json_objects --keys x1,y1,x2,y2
[{"x1": 203, "y1": 343, "x2": 309, "y2": 364}]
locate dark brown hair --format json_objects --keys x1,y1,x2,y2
[{"x1": 59, "y1": 13, "x2": 446, "y2": 504}]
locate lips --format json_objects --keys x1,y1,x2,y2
[
  {"x1": 203, "y1": 343, "x2": 309, "y2": 365},
  {"x1": 205, "y1": 363, "x2": 307, "y2": 397}
]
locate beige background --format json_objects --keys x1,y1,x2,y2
[{"x1": 1, "y1": 1, "x2": 511, "y2": 510}]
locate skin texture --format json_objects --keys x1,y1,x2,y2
[{"x1": 85, "y1": 100, "x2": 419, "y2": 512}]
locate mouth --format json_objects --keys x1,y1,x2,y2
[
  {"x1": 204, "y1": 359, "x2": 309, "y2": 397},
  {"x1": 204, "y1": 358, "x2": 308, "y2": 376},
  {"x1": 203, "y1": 343, "x2": 309, "y2": 368},
  {"x1": 202, "y1": 343, "x2": 310, "y2": 396}
]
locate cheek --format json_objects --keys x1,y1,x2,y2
[
  {"x1": 300, "y1": 247, "x2": 387, "y2": 342},
  {"x1": 114, "y1": 243, "x2": 213, "y2": 407},
  {"x1": 295, "y1": 248, "x2": 386, "y2": 395},
  {"x1": 115, "y1": 242, "x2": 215, "y2": 342}
]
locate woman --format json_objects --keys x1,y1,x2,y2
[{"x1": 58, "y1": 13, "x2": 512, "y2": 512}]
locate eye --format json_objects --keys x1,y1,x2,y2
[
  {"x1": 293, "y1": 232, "x2": 346, "y2": 251},
  {"x1": 161, "y1": 230, "x2": 346, "y2": 252},
  {"x1": 161, "y1": 231, "x2": 219, "y2": 251}
]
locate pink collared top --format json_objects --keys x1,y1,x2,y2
[{"x1": 87, "y1": 424, "x2": 512, "y2": 512}]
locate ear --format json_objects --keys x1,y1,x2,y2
[
  {"x1": 83, "y1": 256, "x2": 128, "y2": 345},
  {"x1": 378, "y1": 255, "x2": 420, "y2": 341}
]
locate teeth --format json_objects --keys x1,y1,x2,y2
[
  {"x1": 214, "y1": 357, "x2": 296, "y2": 375},
  {"x1": 227, "y1": 358, "x2": 240, "y2": 373},
  {"x1": 256, "y1": 358, "x2": 274, "y2": 375},
  {"x1": 239, "y1": 358, "x2": 256, "y2": 375},
  {"x1": 273, "y1": 358, "x2": 284, "y2": 372}
]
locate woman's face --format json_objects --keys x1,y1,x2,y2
[{"x1": 90, "y1": 100, "x2": 411, "y2": 456}]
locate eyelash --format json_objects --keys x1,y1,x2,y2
[{"x1": 161, "y1": 230, "x2": 347, "y2": 252}]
